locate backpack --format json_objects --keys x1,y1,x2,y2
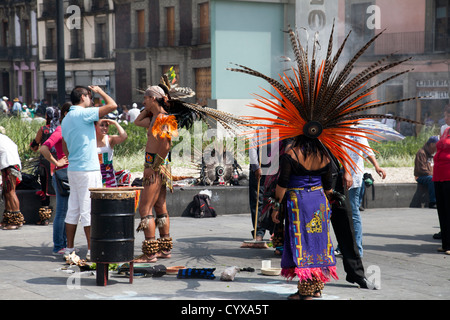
[{"x1": 189, "y1": 194, "x2": 216, "y2": 218}]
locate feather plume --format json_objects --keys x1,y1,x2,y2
[
  {"x1": 137, "y1": 67, "x2": 254, "y2": 133},
  {"x1": 228, "y1": 25, "x2": 422, "y2": 172}
]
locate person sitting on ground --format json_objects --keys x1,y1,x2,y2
[{"x1": 414, "y1": 136, "x2": 438, "y2": 209}]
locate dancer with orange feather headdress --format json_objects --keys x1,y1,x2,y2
[{"x1": 228, "y1": 23, "x2": 423, "y2": 299}]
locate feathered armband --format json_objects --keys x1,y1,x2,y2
[{"x1": 152, "y1": 114, "x2": 179, "y2": 139}]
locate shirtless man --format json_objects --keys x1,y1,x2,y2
[
  {"x1": 134, "y1": 85, "x2": 177, "y2": 262},
  {"x1": 0, "y1": 133, "x2": 23, "y2": 230}
]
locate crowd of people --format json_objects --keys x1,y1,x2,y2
[
  {"x1": 1, "y1": 96, "x2": 49, "y2": 120},
  {"x1": 0, "y1": 95, "x2": 144, "y2": 126},
  {"x1": 0, "y1": 85, "x2": 175, "y2": 265}
]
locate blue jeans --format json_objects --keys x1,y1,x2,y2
[
  {"x1": 417, "y1": 175, "x2": 436, "y2": 204},
  {"x1": 348, "y1": 187, "x2": 363, "y2": 257},
  {"x1": 52, "y1": 174, "x2": 68, "y2": 253}
]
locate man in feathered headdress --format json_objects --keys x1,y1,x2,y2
[
  {"x1": 228, "y1": 23, "x2": 423, "y2": 297},
  {"x1": 133, "y1": 85, "x2": 178, "y2": 263}
]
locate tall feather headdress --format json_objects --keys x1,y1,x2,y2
[
  {"x1": 227, "y1": 23, "x2": 424, "y2": 171},
  {"x1": 138, "y1": 68, "x2": 253, "y2": 134}
]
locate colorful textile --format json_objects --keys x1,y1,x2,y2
[
  {"x1": 97, "y1": 135, "x2": 117, "y2": 188},
  {"x1": 144, "y1": 152, "x2": 173, "y2": 192},
  {"x1": 281, "y1": 175, "x2": 338, "y2": 283},
  {"x1": 1, "y1": 165, "x2": 22, "y2": 194}
]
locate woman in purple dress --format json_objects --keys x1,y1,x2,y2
[{"x1": 271, "y1": 135, "x2": 338, "y2": 300}]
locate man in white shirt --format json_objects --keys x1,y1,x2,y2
[
  {"x1": 346, "y1": 134, "x2": 386, "y2": 257},
  {"x1": 0, "y1": 96, "x2": 8, "y2": 114},
  {"x1": 128, "y1": 103, "x2": 140, "y2": 123},
  {"x1": 61, "y1": 85, "x2": 117, "y2": 260}
]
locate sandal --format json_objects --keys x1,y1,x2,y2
[
  {"x1": 287, "y1": 288, "x2": 322, "y2": 300},
  {"x1": 157, "y1": 237, "x2": 173, "y2": 259},
  {"x1": 313, "y1": 290, "x2": 322, "y2": 298},
  {"x1": 133, "y1": 253, "x2": 158, "y2": 263},
  {"x1": 2, "y1": 224, "x2": 20, "y2": 230},
  {"x1": 156, "y1": 251, "x2": 172, "y2": 259},
  {"x1": 287, "y1": 291, "x2": 313, "y2": 300}
]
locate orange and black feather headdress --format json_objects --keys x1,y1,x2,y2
[{"x1": 228, "y1": 23, "x2": 423, "y2": 171}]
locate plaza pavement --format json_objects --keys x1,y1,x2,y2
[{"x1": 0, "y1": 207, "x2": 448, "y2": 305}]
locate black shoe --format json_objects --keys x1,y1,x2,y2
[
  {"x1": 429, "y1": 203, "x2": 437, "y2": 209},
  {"x1": 433, "y1": 232, "x2": 442, "y2": 240},
  {"x1": 346, "y1": 276, "x2": 379, "y2": 290}
]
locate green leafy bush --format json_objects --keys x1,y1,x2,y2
[{"x1": 1, "y1": 115, "x2": 441, "y2": 170}]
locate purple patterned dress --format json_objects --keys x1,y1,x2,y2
[{"x1": 278, "y1": 154, "x2": 338, "y2": 284}]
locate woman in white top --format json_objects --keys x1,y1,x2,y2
[{"x1": 95, "y1": 118, "x2": 128, "y2": 188}]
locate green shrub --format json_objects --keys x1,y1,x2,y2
[
  {"x1": 0, "y1": 116, "x2": 42, "y2": 162},
  {"x1": 367, "y1": 126, "x2": 440, "y2": 167},
  {"x1": 1, "y1": 115, "x2": 441, "y2": 171}
]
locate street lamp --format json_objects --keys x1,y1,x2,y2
[{"x1": 56, "y1": 0, "x2": 65, "y2": 107}]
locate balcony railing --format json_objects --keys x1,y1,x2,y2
[
  {"x1": 68, "y1": 44, "x2": 84, "y2": 59},
  {"x1": 0, "y1": 46, "x2": 37, "y2": 60},
  {"x1": 42, "y1": 46, "x2": 57, "y2": 60},
  {"x1": 119, "y1": 27, "x2": 211, "y2": 49},
  {"x1": 92, "y1": 43, "x2": 110, "y2": 59},
  {"x1": 342, "y1": 31, "x2": 450, "y2": 56}
]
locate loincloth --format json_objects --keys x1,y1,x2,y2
[
  {"x1": 1, "y1": 165, "x2": 22, "y2": 195},
  {"x1": 143, "y1": 152, "x2": 173, "y2": 192}
]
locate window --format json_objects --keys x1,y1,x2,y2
[
  {"x1": 198, "y1": 2, "x2": 210, "y2": 44},
  {"x1": 166, "y1": 6, "x2": 175, "y2": 46},
  {"x1": 195, "y1": 67, "x2": 211, "y2": 106},
  {"x1": 70, "y1": 28, "x2": 82, "y2": 59},
  {"x1": 95, "y1": 22, "x2": 107, "y2": 57},
  {"x1": 136, "y1": 10, "x2": 145, "y2": 47},
  {"x1": 2, "y1": 21, "x2": 9, "y2": 47},
  {"x1": 45, "y1": 24, "x2": 56, "y2": 59},
  {"x1": 23, "y1": 19, "x2": 31, "y2": 48},
  {"x1": 136, "y1": 68, "x2": 147, "y2": 91},
  {"x1": 435, "y1": 0, "x2": 450, "y2": 51}
]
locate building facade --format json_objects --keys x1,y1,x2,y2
[
  {"x1": 37, "y1": 0, "x2": 116, "y2": 105},
  {"x1": 0, "y1": 0, "x2": 39, "y2": 106},
  {"x1": 114, "y1": 0, "x2": 211, "y2": 107},
  {"x1": 340, "y1": 0, "x2": 450, "y2": 135}
]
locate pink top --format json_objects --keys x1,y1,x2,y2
[
  {"x1": 42, "y1": 126, "x2": 68, "y2": 170},
  {"x1": 433, "y1": 127, "x2": 450, "y2": 182}
]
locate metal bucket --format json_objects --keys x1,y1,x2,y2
[{"x1": 90, "y1": 188, "x2": 139, "y2": 263}]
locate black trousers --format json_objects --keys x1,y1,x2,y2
[
  {"x1": 331, "y1": 172, "x2": 366, "y2": 282},
  {"x1": 434, "y1": 181, "x2": 450, "y2": 251}
]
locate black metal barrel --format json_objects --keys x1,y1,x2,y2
[
  {"x1": 90, "y1": 188, "x2": 141, "y2": 286},
  {"x1": 90, "y1": 188, "x2": 137, "y2": 263}
]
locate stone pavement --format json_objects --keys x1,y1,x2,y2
[{"x1": 0, "y1": 207, "x2": 449, "y2": 304}]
